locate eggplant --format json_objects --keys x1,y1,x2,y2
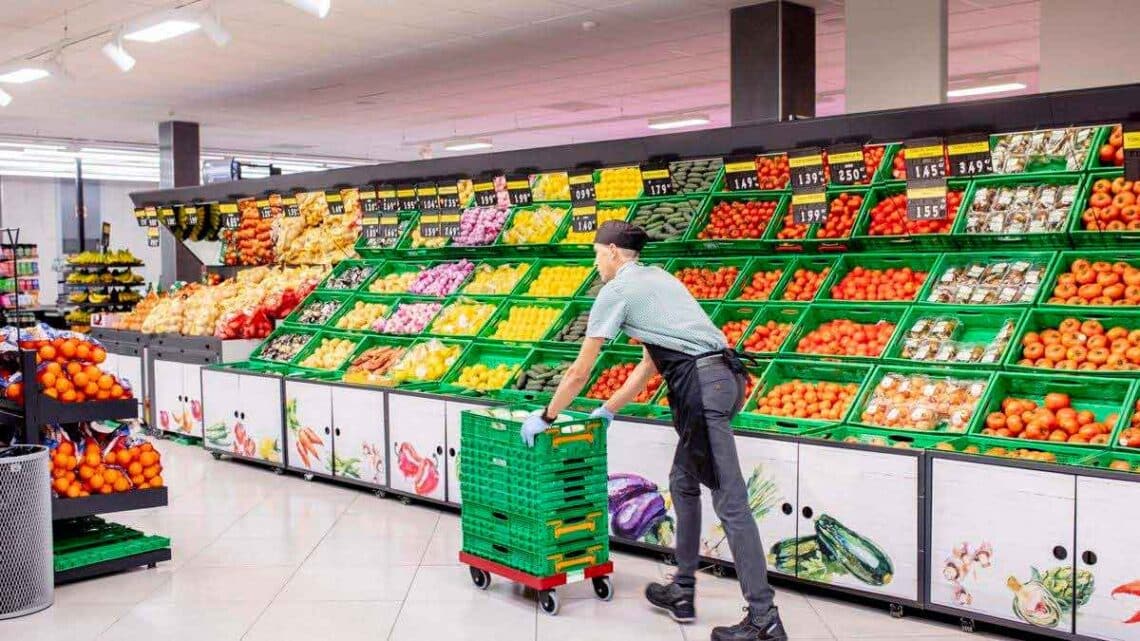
[
  {"x1": 607, "y1": 473, "x2": 657, "y2": 511},
  {"x1": 611, "y1": 491, "x2": 666, "y2": 540}
]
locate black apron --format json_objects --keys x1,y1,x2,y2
[{"x1": 643, "y1": 343, "x2": 749, "y2": 491}]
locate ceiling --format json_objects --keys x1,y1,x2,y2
[{"x1": 0, "y1": 0, "x2": 1040, "y2": 164}]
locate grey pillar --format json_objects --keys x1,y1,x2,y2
[
  {"x1": 845, "y1": 0, "x2": 947, "y2": 113},
  {"x1": 157, "y1": 121, "x2": 201, "y2": 285},
  {"x1": 730, "y1": 1, "x2": 816, "y2": 125}
]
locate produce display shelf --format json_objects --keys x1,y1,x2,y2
[
  {"x1": 52, "y1": 487, "x2": 168, "y2": 520},
  {"x1": 55, "y1": 546, "x2": 171, "y2": 584},
  {"x1": 815, "y1": 252, "x2": 940, "y2": 304},
  {"x1": 844, "y1": 363, "x2": 995, "y2": 435},
  {"x1": 1036, "y1": 249, "x2": 1140, "y2": 309},
  {"x1": 1067, "y1": 168, "x2": 1140, "y2": 248},
  {"x1": 882, "y1": 304, "x2": 1027, "y2": 370},
  {"x1": 1003, "y1": 307, "x2": 1140, "y2": 375},
  {"x1": 778, "y1": 301, "x2": 908, "y2": 363},
  {"x1": 850, "y1": 181, "x2": 963, "y2": 252},
  {"x1": 734, "y1": 359, "x2": 872, "y2": 434},
  {"x1": 949, "y1": 172, "x2": 1081, "y2": 250},
  {"x1": 804, "y1": 424, "x2": 957, "y2": 451},
  {"x1": 724, "y1": 255, "x2": 798, "y2": 302},
  {"x1": 769, "y1": 186, "x2": 868, "y2": 254}
]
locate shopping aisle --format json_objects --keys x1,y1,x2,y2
[{"x1": 12, "y1": 441, "x2": 1014, "y2": 641}]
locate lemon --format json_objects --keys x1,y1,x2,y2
[
  {"x1": 430, "y1": 301, "x2": 497, "y2": 336},
  {"x1": 502, "y1": 205, "x2": 566, "y2": 244},
  {"x1": 595, "y1": 167, "x2": 642, "y2": 200},
  {"x1": 525, "y1": 265, "x2": 591, "y2": 297},
  {"x1": 463, "y1": 263, "x2": 530, "y2": 295},
  {"x1": 491, "y1": 305, "x2": 562, "y2": 341},
  {"x1": 561, "y1": 206, "x2": 628, "y2": 244}
]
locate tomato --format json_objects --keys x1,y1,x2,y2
[
  {"x1": 793, "y1": 319, "x2": 895, "y2": 358},
  {"x1": 698, "y1": 200, "x2": 778, "y2": 240},
  {"x1": 829, "y1": 265, "x2": 927, "y2": 302},
  {"x1": 672, "y1": 266, "x2": 740, "y2": 300},
  {"x1": 781, "y1": 267, "x2": 830, "y2": 301},
  {"x1": 720, "y1": 319, "x2": 751, "y2": 347},
  {"x1": 737, "y1": 268, "x2": 783, "y2": 300},
  {"x1": 586, "y1": 362, "x2": 639, "y2": 400},
  {"x1": 815, "y1": 192, "x2": 862, "y2": 239},
  {"x1": 867, "y1": 190, "x2": 962, "y2": 237},
  {"x1": 742, "y1": 320, "x2": 791, "y2": 353},
  {"x1": 751, "y1": 379, "x2": 859, "y2": 421},
  {"x1": 985, "y1": 393, "x2": 1110, "y2": 445},
  {"x1": 755, "y1": 154, "x2": 790, "y2": 190},
  {"x1": 1049, "y1": 260, "x2": 1140, "y2": 305},
  {"x1": 861, "y1": 145, "x2": 885, "y2": 184}
]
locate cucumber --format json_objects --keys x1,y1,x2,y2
[{"x1": 815, "y1": 514, "x2": 893, "y2": 586}]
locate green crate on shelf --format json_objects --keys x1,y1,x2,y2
[
  {"x1": 461, "y1": 531, "x2": 607, "y2": 578},
  {"x1": 868, "y1": 143, "x2": 905, "y2": 185},
  {"x1": 685, "y1": 191, "x2": 788, "y2": 253},
  {"x1": 815, "y1": 252, "x2": 940, "y2": 304},
  {"x1": 458, "y1": 259, "x2": 537, "y2": 297},
  {"x1": 935, "y1": 435, "x2": 1097, "y2": 466},
  {"x1": 1003, "y1": 307, "x2": 1140, "y2": 374},
  {"x1": 461, "y1": 502, "x2": 608, "y2": 553},
  {"x1": 883, "y1": 305, "x2": 1026, "y2": 370},
  {"x1": 845, "y1": 363, "x2": 995, "y2": 435},
  {"x1": 249, "y1": 326, "x2": 318, "y2": 366},
  {"x1": 529, "y1": 171, "x2": 570, "y2": 202},
  {"x1": 549, "y1": 201, "x2": 638, "y2": 253},
  {"x1": 317, "y1": 260, "x2": 380, "y2": 293},
  {"x1": 359, "y1": 260, "x2": 432, "y2": 295},
  {"x1": 920, "y1": 250, "x2": 1059, "y2": 308},
  {"x1": 580, "y1": 350, "x2": 662, "y2": 417},
  {"x1": 966, "y1": 371, "x2": 1133, "y2": 450},
  {"x1": 388, "y1": 337, "x2": 471, "y2": 388},
  {"x1": 281, "y1": 291, "x2": 350, "y2": 328},
  {"x1": 1035, "y1": 250, "x2": 1140, "y2": 308},
  {"x1": 541, "y1": 300, "x2": 594, "y2": 349},
  {"x1": 481, "y1": 298, "x2": 569, "y2": 344},
  {"x1": 373, "y1": 299, "x2": 446, "y2": 337},
  {"x1": 497, "y1": 203, "x2": 570, "y2": 250},
  {"x1": 768, "y1": 186, "x2": 869, "y2": 254},
  {"x1": 355, "y1": 212, "x2": 415, "y2": 257},
  {"x1": 734, "y1": 359, "x2": 871, "y2": 434},
  {"x1": 626, "y1": 195, "x2": 708, "y2": 252},
  {"x1": 725, "y1": 256, "x2": 797, "y2": 301},
  {"x1": 1080, "y1": 450, "x2": 1140, "y2": 475},
  {"x1": 850, "y1": 181, "x2": 963, "y2": 252},
  {"x1": 440, "y1": 343, "x2": 531, "y2": 394},
  {"x1": 738, "y1": 303, "x2": 805, "y2": 357},
  {"x1": 772, "y1": 255, "x2": 840, "y2": 302},
  {"x1": 325, "y1": 293, "x2": 399, "y2": 334},
  {"x1": 54, "y1": 533, "x2": 171, "y2": 572},
  {"x1": 779, "y1": 302, "x2": 908, "y2": 362},
  {"x1": 514, "y1": 258, "x2": 596, "y2": 298},
  {"x1": 288, "y1": 329, "x2": 363, "y2": 374},
  {"x1": 950, "y1": 172, "x2": 1081, "y2": 249},
  {"x1": 497, "y1": 346, "x2": 579, "y2": 403},
  {"x1": 1067, "y1": 168, "x2": 1140, "y2": 248},
  {"x1": 666, "y1": 256, "x2": 751, "y2": 301},
  {"x1": 593, "y1": 165, "x2": 644, "y2": 201},
  {"x1": 426, "y1": 296, "x2": 501, "y2": 338},
  {"x1": 708, "y1": 302, "x2": 760, "y2": 350},
  {"x1": 804, "y1": 425, "x2": 957, "y2": 451},
  {"x1": 1085, "y1": 125, "x2": 1119, "y2": 170},
  {"x1": 339, "y1": 334, "x2": 416, "y2": 387},
  {"x1": 989, "y1": 125, "x2": 1107, "y2": 174},
  {"x1": 397, "y1": 214, "x2": 454, "y2": 253},
  {"x1": 669, "y1": 157, "x2": 725, "y2": 195}
]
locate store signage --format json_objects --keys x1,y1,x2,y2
[
  {"x1": 506, "y1": 174, "x2": 532, "y2": 206},
  {"x1": 906, "y1": 183, "x2": 949, "y2": 221},
  {"x1": 144, "y1": 205, "x2": 159, "y2": 227},
  {"x1": 571, "y1": 202, "x2": 598, "y2": 234},
  {"x1": 473, "y1": 176, "x2": 499, "y2": 207},
  {"x1": 828, "y1": 143, "x2": 867, "y2": 185},
  {"x1": 282, "y1": 195, "x2": 299, "y2": 218},
  {"x1": 184, "y1": 205, "x2": 200, "y2": 226},
  {"x1": 904, "y1": 137, "x2": 947, "y2": 181},
  {"x1": 160, "y1": 206, "x2": 177, "y2": 227},
  {"x1": 134, "y1": 207, "x2": 148, "y2": 227},
  {"x1": 256, "y1": 197, "x2": 273, "y2": 219},
  {"x1": 417, "y1": 183, "x2": 441, "y2": 237},
  {"x1": 325, "y1": 190, "x2": 345, "y2": 216},
  {"x1": 397, "y1": 185, "x2": 417, "y2": 211},
  {"x1": 639, "y1": 163, "x2": 675, "y2": 197},
  {"x1": 379, "y1": 214, "x2": 401, "y2": 241},
  {"x1": 791, "y1": 191, "x2": 828, "y2": 225},
  {"x1": 1124, "y1": 122, "x2": 1140, "y2": 182},
  {"x1": 569, "y1": 170, "x2": 596, "y2": 204},
  {"x1": 378, "y1": 185, "x2": 399, "y2": 212},
  {"x1": 788, "y1": 147, "x2": 826, "y2": 191},
  {"x1": 440, "y1": 209, "x2": 461, "y2": 238},
  {"x1": 219, "y1": 202, "x2": 241, "y2": 229},
  {"x1": 947, "y1": 133, "x2": 993, "y2": 177},
  {"x1": 146, "y1": 226, "x2": 160, "y2": 247},
  {"x1": 437, "y1": 182, "x2": 461, "y2": 211},
  {"x1": 722, "y1": 155, "x2": 759, "y2": 191}
]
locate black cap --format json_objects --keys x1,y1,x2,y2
[{"x1": 595, "y1": 220, "x2": 649, "y2": 252}]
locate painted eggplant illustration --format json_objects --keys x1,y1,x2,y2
[
  {"x1": 767, "y1": 514, "x2": 893, "y2": 587},
  {"x1": 607, "y1": 473, "x2": 673, "y2": 543}
]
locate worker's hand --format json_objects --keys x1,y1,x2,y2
[
  {"x1": 520, "y1": 410, "x2": 550, "y2": 448},
  {"x1": 590, "y1": 405, "x2": 615, "y2": 423}
]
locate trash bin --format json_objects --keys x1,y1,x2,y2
[{"x1": 0, "y1": 445, "x2": 53, "y2": 619}]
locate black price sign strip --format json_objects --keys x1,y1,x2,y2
[
  {"x1": 788, "y1": 148, "x2": 826, "y2": 192},
  {"x1": 569, "y1": 171, "x2": 596, "y2": 203},
  {"x1": 439, "y1": 209, "x2": 462, "y2": 238},
  {"x1": 325, "y1": 190, "x2": 345, "y2": 216},
  {"x1": 723, "y1": 156, "x2": 758, "y2": 191},
  {"x1": 416, "y1": 184, "x2": 439, "y2": 212},
  {"x1": 571, "y1": 202, "x2": 598, "y2": 234},
  {"x1": 506, "y1": 176, "x2": 532, "y2": 206},
  {"x1": 947, "y1": 134, "x2": 993, "y2": 177},
  {"x1": 219, "y1": 202, "x2": 240, "y2": 229},
  {"x1": 146, "y1": 226, "x2": 160, "y2": 247},
  {"x1": 828, "y1": 143, "x2": 867, "y2": 185},
  {"x1": 184, "y1": 205, "x2": 200, "y2": 226},
  {"x1": 640, "y1": 164, "x2": 674, "y2": 197},
  {"x1": 1124, "y1": 123, "x2": 1140, "y2": 182},
  {"x1": 256, "y1": 198, "x2": 273, "y2": 219},
  {"x1": 904, "y1": 138, "x2": 947, "y2": 181},
  {"x1": 160, "y1": 206, "x2": 177, "y2": 226},
  {"x1": 437, "y1": 183, "x2": 461, "y2": 211},
  {"x1": 134, "y1": 208, "x2": 148, "y2": 227},
  {"x1": 791, "y1": 191, "x2": 829, "y2": 225},
  {"x1": 397, "y1": 185, "x2": 417, "y2": 211},
  {"x1": 379, "y1": 213, "x2": 401, "y2": 240},
  {"x1": 282, "y1": 195, "x2": 299, "y2": 218},
  {"x1": 360, "y1": 188, "x2": 380, "y2": 239},
  {"x1": 906, "y1": 183, "x2": 949, "y2": 221},
  {"x1": 144, "y1": 205, "x2": 159, "y2": 227},
  {"x1": 378, "y1": 185, "x2": 399, "y2": 212},
  {"x1": 473, "y1": 178, "x2": 498, "y2": 207}
]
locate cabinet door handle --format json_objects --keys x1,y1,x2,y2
[
  {"x1": 781, "y1": 503, "x2": 793, "y2": 515},
  {"x1": 801, "y1": 506, "x2": 814, "y2": 519},
  {"x1": 436, "y1": 445, "x2": 444, "y2": 456},
  {"x1": 1053, "y1": 546, "x2": 1068, "y2": 561},
  {"x1": 1081, "y1": 550, "x2": 1098, "y2": 566},
  {"x1": 324, "y1": 427, "x2": 330, "y2": 435},
  {"x1": 334, "y1": 428, "x2": 340, "y2": 437},
  {"x1": 240, "y1": 412, "x2": 246, "y2": 420},
  {"x1": 233, "y1": 410, "x2": 239, "y2": 418},
  {"x1": 448, "y1": 447, "x2": 456, "y2": 457}
]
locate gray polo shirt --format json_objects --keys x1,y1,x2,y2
[{"x1": 585, "y1": 262, "x2": 727, "y2": 356}]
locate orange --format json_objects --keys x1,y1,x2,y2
[
  {"x1": 45, "y1": 362, "x2": 62, "y2": 375},
  {"x1": 42, "y1": 371, "x2": 57, "y2": 388},
  {"x1": 112, "y1": 478, "x2": 130, "y2": 492},
  {"x1": 43, "y1": 388, "x2": 58, "y2": 399},
  {"x1": 149, "y1": 475, "x2": 163, "y2": 488},
  {"x1": 66, "y1": 362, "x2": 82, "y2": 376},
  {"x1": 74, "y1": 392, "x2": 86, "y2": 403},
  {"x1": 128, "y1": 462, "x2": 143, "y2": 476},
  {"x1": 140, "y1": 451, "x2": 158, "y2": 467},
  {"x1": 66, "y1": 484, "x2": 82, "y2": 498},
  {"x1": 89, "y1": 474, "x2": 105, "y2": 490},
  {"x1": 59, "y1": 340, "x2": 77, "y2": 359},
  {"x1": 53, "y1": 477, "x2": 69, "y2": 494},
  {"x1": 143, "y1": 465, "x2": 159, "y2": 480},
  {"x1": 96, "y1": 390, "x2": 110, "y2": 401},
  {"x1": 76, "y1": 343, "x2": 91, "y2": 361},
  {"x1": 72, "y1": 372, "x2": 89, "y2": 388},
  {"x1": 99, "y1": 485, "x2": 112, "y2": 495},
  {"x1": 103, "y1": 450, "x2": 118, "y2": 465},
  {"x1": 38, "y1": 344, "x2": 56, "y2": 361},
  {"x1": 91, "y1": 347, "x2": 106, "y2": 364},
  {"x1": 98, "y1": 374, "x2": 114, "y2": 390},
  {"x1": 61, "y1": 389, "x2": 77, "y2": 403},
  {"x1": 84, "y1": 451, "x2": 100, "y2": 467},
  {"x1": 109, "y1": 385, "x2": 123, "y2": 399},
  {"x1": 58, "y1": 441, "x2": 73, "y2": 456},
  {"x1": 84, "y1": 382, "x2": 99, "y2": 396},
  {"x1": 84, "y1": 365, "x2": 101, "y2": 380}
]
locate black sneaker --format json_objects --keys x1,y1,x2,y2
[
  {"x1": 710, "y1": 607, "x2": 787, "y2": 641},
  {"x1": 644, "y1": 581, "x2": 696, "y2": 623}
]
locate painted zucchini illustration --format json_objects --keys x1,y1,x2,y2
[{"x1": 767, "y1": 514, "x2": 893, "y2": 587}]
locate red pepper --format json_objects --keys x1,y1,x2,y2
[
  {"x1": 414, "y1": 458, "x2": 439, "y2": 496},
  {"x1": 396, "y1": 442, "x2": 423, "y2": 477},
  {"x1": 1112, "y1": 581, "x2": 1140, "y2": 624}
]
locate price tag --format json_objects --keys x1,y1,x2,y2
[
  {"x1": 146, "y1": 226, "x2": 160, "y2": 247},
  {"x1": 473, "y1": 178, "x2": 498, "y2": 207},
  {"x1": 134, "y1": 207, "x2": 148, "y2": 227},
  {"x1": 160, "y1": 206, "x2": 177, "y2": 226},
  {"x1": 791, "y1": 191, "x2": 829, "y2": 225},
  {"x1": 360, "y1": 188, "x2": 379, "y2": 216},
  {"x1": 379, "y1": 214, "x2": 401, "y2": 240},
  {"x1": 828, "y1": 143, "x2": 867, "y2": 185},
  {"x1": 1124, "y1": 122, "x2": 1140, "y2": 182},
  {"x1": 788, "y1": 147, "x2": 826, "y2": 191},
  {"x1": 254, "y1": 198, "x2": 271, "y2": 219},
  {"x1": 438, "y1": 182, "x2": 461, "y2": 210},
  {"x1": 219, "y1": 202, "x2": 241, "y2": 229},
  {"x1": 378, "y1": 185, "x2": 399, "y2": 212},
  {"x1": 506, "y1": 175, "x2": 532, "y2": 206},
  {"x1": 571, "y1": 202, "x2": 598, "y2": 234},
  {"x1": 184, "y1": 205, "x2": 200, "y2": 226},
  {"x1": 904, "y1": 137, "x2": 947, "y2": 181},
  {"x1": 416, "y1": 183, "x2": 439, "y2": 212},
  {"x1": 440, "y1": 210, "x2": 461, "y2": 238},
  {"x1": 143, "y1": 205, "x2": 159, "y2": 227},
  {"x1": 397, "y1": 185, "x2": 417, "y2": 211},
  {"x1": 723, "y1": 155, "x2": 759, "y2": 191},
  {"x1": 947, "y1": 133, "x2": 993, "y2": 177},
  {"x1": 906, "y1": 183, "x2": 949, "y2": 221},
  {"x1": 640, "y1": 163, "x2": 675, "y2": 197},
  {"x1": 325, "y1": 190, "x2": 345, "y2": 216},
  {"x1": 569, "y1": 171, "x2": 596, "y2": 203},
  {"x1": 282, "y1": 195, "x2": 299, "y2": 217}
]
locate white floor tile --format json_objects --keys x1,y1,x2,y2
[
  {"x1": 388, "y1": 599, "x2": 537, "y2": 641},
  {"x1": 54, "y1": 567, "x2": 171, "y2": 605},
  {"x1": 0, "y1": 602, "x2": 128, "y2": 641},
  {"x1": 809, "y1": 596, "x2": 964, "y2": 638},
  {"x1": 188, "y1": 535, "x2": 315, "y2": 568},
  {"x1": 419, "y1": 513, "x2": 463, "y2": 566},
  {"x1": 99, "y1": 600, "x2": 265, "y2": 641},
  {"x1": 277, "y1": 563, "x2": 418, "y2": 601},
  {"x1": 304, "y1": 533, "x2": 428, "y2": 566},
  {"x1": 537, "y1": 597, "x2": 685, "y2": 640},
  {"x1": 242, "y1": 600, "x2": 402, "y2": 641},
  {"x1": 142, "y1": 565, "x2": 294, "y2": 604}
]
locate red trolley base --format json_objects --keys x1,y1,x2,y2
[{"x1": 459, "y1": 551, "x2": 615, "y2": 615}]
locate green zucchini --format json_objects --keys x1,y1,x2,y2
[{"x1": 814, "y1": 514, "x2": 893, "y2": 586}]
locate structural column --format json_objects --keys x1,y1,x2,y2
[
  {"x1": 157, "y1": 121, "x2": 200, "y2": 285},
  {"x1": 844, "y1": 0, "x2": 946, "y2": 113},
  {"x1": 1039, "y1": 0, "x2": 1140, "y2": 92},
  {"x1": 730, "y1": 1, "x2": 816, "y2": 125}
]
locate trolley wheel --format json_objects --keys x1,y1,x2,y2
[
  {"x1": 889, "y1": 603, "x2": 905, "y2": 619},
  {"x1": 210, "y1": 452, "x2": 222, "y2": 460},
  {"x1": 592, "y1": 576, "x2": 613, "y2": 601},
  {"x1": 469, "y1": 567, "x2": 491, "y2": 590},
  {"x1": 539, "y1": 589, "x2": 560, "y2": 615}
]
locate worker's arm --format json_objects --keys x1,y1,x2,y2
[
  {"x1": 601, "y1": 346, "x2": 657, "y2": 414},
  {"x1": 543, "y1": 337, "x2": 603, "y2": 418}
]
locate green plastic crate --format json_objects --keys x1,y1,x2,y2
[
  {"x1": 339, "y1": 334, "x2": 416, "y2": 387},
  {"x1": 627, "y1": 195, "x2": 708, "y2": 251},
  {"x1": 317, "y1": 260, "x2": 379, "y2": 293},
  {"x1": 883, "y1": 305, "x2": 1026, "y2": 370},
  {"x1": 54, "y1": 533, "x2": 171, "y2": 572},
  {"x1": 593, "y1": 165, "x2": 644, "y2": 201},
  {"x1": 1036, "y1": 250, "x2": 1140, "y2": 309},
  {"x1": 427, "y1": 297, "x2": 501, "y2": 338},
  {"x1": 951, "y1": 172, "x2": 1081, "y2": 249},
  {"x1": 461, "y1": 501, "x2": 608, "y2": 552},
  {"x1": 497, "y1": 347, "x2": 579, "y2": 403},
  {"x1": 360, "y1": 260, "x2": 432, "y2": 295},
  {"x1": 921, "y1": 251, "x2": 1058, "y2": 307},
  {"x1": 734, "y1": 359, "x2": 871, "y2": 434},
  {"x1": 966, "y1": 371, "x2": 1133, "y2": 450},
  {"x1": 779, "y1": 302, "x2": 907, "y2": 362},
  {"x1": 667, "y1": 256, "x2": 751, "y2": 301},
  {"x1": 288, "y1": 329, "x2": 362, "y2": 374},
  {"x1": 709, "y1": 302, "x2": 761, "y2": 350},
  {"x1": 250, "y1": 326, "x2": 317, "y2": 366},
  {"x1": 580, "y1": 351, "x2": 662, "y2": 417},
  {"x1": 459, "y1": 259, "x2": 537, "y2": 297},
  {"x1": 935, "y1": 435, "x2": 1097, "y2": 467},
  {"x1": 460, "y1": 404, "x2": 607, "y2": 463},
  {"x1": 461, "y1": 532, "x2": 607, "y2": 578},
  {"x1": 460, "y1": 456, "x2": 607, "y2": 513},
  {"x1": 530, "y1": 171, "x2": 570, "y2": 202},
  {"x1": 542, "y1": 300, "x2": 594, "y2": 349},
  {"x1": 669, "y1": 157, "x2": 725, "y2": 194},
  {"x1": 773, "y1": 256, "x2": 839, "y2": 302},
  {"x1": 1068, "y1": 168, "x2": 1140, "y2": 248},
  {"x1": 440, "y1": 343, "x2": 530, "y2": 394},
  {"x1": 1086, "y1": 125, "x2": 1120, "y2": 170},
  {"x1": 816, "y1": 252, "x2": 939, "y2": 304},
  {"x1": 850, "y1": 182, "x2": 964, "y2": 252},
  {"x1": 397, "y1": 212, "x2": 454, "y2": 253},
  {"x1": 515, "y1": 259, "x2": 595, "y2": 298},
  {"x1": 685, "y1": 191, "x2": 788, "y2": 253},
  {"x1": 1080, "y1": 450, "x2": 1140, "y2": 475},
  {"x1": 768, "y1": 186, "x2": 869, "y2": 254},
  {"x1": 989, "y1": 125, "x2": 1106, "y2": 174},
  {"x1": 1003, "y1": 307, "x2": 1140, "y2": 375},
  {"x1": 480, "y1": 298, "x2": 569, "y2": 345},
  {"x1": 281, "y1": 291, "x2": 350, "y2": 328},
  {"x1": 738, "y1": 304, "x2": 805, "y2": 357},
  {"x1": 845, "y1": 364, "x2": 995, "y2": 435},
  {"x1": 389, "y1": 337, "x2": 471, "y2": 388},
  {"x1": 805, "y1": 425, "x2": 956, "y2": 451},
  {"x1": 374, "y1": 299, "x2": 445, "y2": 337},
  {"x1": 869, "y1": 143, "x2": 905, "y2": 185},
  {"x1": 326, "y1": 293, "x2": 398, "y2": 334},
  {"x1": 497, "y1": 203, "x2": 570, "y2": 249},
  {"x1": 726, "y1": 256, "x2": 797, "y2": 301}
]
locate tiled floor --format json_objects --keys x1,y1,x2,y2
[{"x1": 16, "y1": 442, "x2": 1024, "y2": 641}]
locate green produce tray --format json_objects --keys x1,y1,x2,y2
[
  {"x1": 989, "y1": 125, "x2": 1106, "y2": 174},
  {"x1": 461, "y1": 532, "x2": 607, "y2": 578},
  {"x1": 773, "y1": 256, "x2": 839, "y2": 302},
  {"x1": 461, "y1": 501, "x2": 608, "y2": 552},
  {"x1": 805, "y1": 425, "x2": 956, "y2": 451},
  {"x1": 53, "y1": 517, "x2": 142, "y2": 554},
  {"x1": 374, "y1": 299, "x2": 445, "y2": 336},
  {"x1": 921, "y1": 250, "x2": 1059, "y2": 307},
  {"x1": 580, "y1": 350, "x2": 661, "y2": 418},
  {"x1": 542, "y1": 300, "x2": 594, "y2": 350},
  {"x1": 439, "y1": 343, "x2": 530, "y2": 394},
  {"x1": 850, "y1": 181, "x2": 963, "y2": 252},
  {"x1": 966, "y1": 371, "x2": 1133, "y2": 449},
  {"x1": 459, "y1": 259, "x2": 537, "y2": 297},
  {"x1": 460, "y1": 404, "x2": 607, "y2": 462},
  {"x1": 281, "y1": 291, "x2": 350, "y2": 328},
  {"x1": 497, "y1": 203, "x2": 569, "y2": 250},
  {"x1": 427, "y1": 297, "x2": 501, "y2": 338},
  {"x1": 951, "y1": 172, "x2": 1081, "y2": 249},
  {"x1": 212, "y1": 360, "x2": 289, "y2": 375},
  {"x1": 396, "y1": 213, "x2": 453, "y2": 253},
  {"x1": 54, "y1": 532, "x2": 171, "y2": 573},
  {"x1": 498, "y1": 347, "x2": 579, "y2": 403},
  {"x1": 325, "y1": 293, "x2": 398, "y2": 334},
  {"x1": 868, "y1": 143, "x2": 904, "y2": 185},
  {"x1": 780, "y1": 302, "x2": 908, "y2": 362},
  {"x1": 530, "y1": 172, "x2": 570, "y2": 202},
  {"x1": 734, "y1": 359, "x2": 871, "y2": 434},
  {"x1": 550, "y1": 201, "x2": 637, "y2": 253},
  {"x1": 883, "y1": 305, "x2": 1026, "y2": 370},
  {"x1": 685, "y1": 191, "x2": 788, "y2": 253},
  {"x1": 845, "y1": 364, "x2": 995, "y2": 435},
  {"x1": 339, "y1": 335, "x2": 416, "y2": 387},
  {"x1": 936, "y1": 435, "x2": 1097, "y2": 467},
  {"x1": 360, "y1": 260, "x2": 431, "y2": 295},
  {"x1": 670, "y1": 157, "x2": 725, "y2": 194},
  {"x1": 816, "y1": 252, "x2": 939, "y2": 304},
  {"x1": 1081, "y1": 450, "x2": 1140, "y2": 475},
  {"x1": 726, "y1": 256, "x2": 797, "y2": 301},
  {"x1": 627, "y1": 195, "x2": 708, "y2": 252},
  {"x1": 593, "y1": 165, "x2": 644, "y2": 201},
  {"x1": 288, "y1": 329, "x2": 362, "y2": 374},
  {"x1": 1036, "y1": 250, "x2": 1140, "y2": 309},
  {"x1": 355, "y1": 213, "x2": 415, "y2": 258},
  {"x1": 460, "y1": 456, "x2": 607, "y2": 512},
  {"x1": 738, "y1": 303, "x2": 805, "y2": 357},
  {"x1": 709, "y1": 302, "x2": 762, "y2": 351},
  {"x1": 480, "y1": 298, "x2": 568, "y2": 344},
  {"x1": 1086, "y1": 125, "x2": 1119, "y2": 170},
  {"x1": 317, "y1": 260, "x2": 379, "y2": 293},
  {"x1": 1067, "y1": 168, "x2": 1140, "y2": 248},
  {"x1": 667, "y1": 256, "x2": 750, "y2": 301},
  {"x1": 514, "y1": 258, "x2": 596, "y2": 298},
  {"x1": 768, "y1": 186, "x2": 868, "y2": 253},
  {"x1": 390, "y1": 337, "x2": 471, "y2": 388},
  {"x1": 1004, "y1": 307, "x2": 1140, "y2": 374},
  {"x1": 249, "y1": 326, "x2": 317, "y2": 366}
]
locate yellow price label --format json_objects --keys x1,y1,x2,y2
[
  {"x1": 907, "y1": 145, "x2": 944, "y2": 159},
  {"x1": 788, "y1": 154, "x2": 823, "y2": 168},
  {"x1": 791, "y1": 192, "x2": 826, "y2": 206},
  {"x1": 907, "y1": 185, "x2": 947, "y2": 200},
  {"x1": 724, "y1": 160, "x2": 756, "y2": 172},
  {"x1": 1124, "y1": 131, "x2": 1140, "y2": 150},
  {"x1": 828, "y1": 150, "x2": 864, "y2": 165},
  {"x1": 640, "y1": 169, "x2": 669, "y2": 180},
  {"x1": 947, "y1": 141, "x2": 990, "y2": 155}
]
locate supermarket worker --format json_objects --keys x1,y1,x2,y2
[{"x1": 521, "y1": 220, "x2": 787, "y2": 641}]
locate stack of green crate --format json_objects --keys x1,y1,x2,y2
[{"x1": 459, "y1": 406, "x2": 609, "y2": 578}]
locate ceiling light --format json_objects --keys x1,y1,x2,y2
[
  {"x1": 946, "y1": 82, "x2": 1026, "y2": 98},
  {"x1": 199, "y1": 11, "x2": 231, "y2": 47},
  {"x1": 0, "y1": 89, "x2": 9, "y2": 107},
  {"x1": 124, "y1": 19, "x2": 201, "y2": 43},
  {"x1": 443, "y1": 138, "x2": 493, "y2": 152},
  {"x1": 648, "y1": 113, "x2": 710, "y2": 130},
  {"x1": 0, "y1": 68, "x2": 50, "y2": 84},
  {"x1": 284, "y1": 0, "x2": 332, "y2": 18},
  {"x1": 101, "y1": 40, "x2": 136, "y2": 72}
]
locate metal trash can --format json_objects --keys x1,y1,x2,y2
[{"x1": 0, "y1": 445, "x2": 53, "y2": 619}]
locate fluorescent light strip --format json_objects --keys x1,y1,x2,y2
[
  {"x1": 124, "y1": 19, "x2": 201, "y2": 43},
  {"x1": 947, "y1": 82, "x2": 1026, "y2": 98},
  {"x1": 0, "y1": 68, "x2": 49, "y2": 84},
  {"x1": 0, "y1": 89, "x2": 10, "y2": 107},
  {"x1": 443, "y1": 139, "x2": 493, "y2": 152},
  {"x1": 101, "y1": 41, "x2": 136, "y2": 72},
  {"x1": 648, "y1": 114, "x2": 710, "y2": 130},
  {"x1": 284, "y1": 0, "x2": 332, "y2": 18}
]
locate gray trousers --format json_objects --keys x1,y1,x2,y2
[{"x1": 669, "y1": 360, "x2": 776, "y2": 613}]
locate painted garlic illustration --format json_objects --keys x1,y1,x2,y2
[{"x1": 942, "y1": 540, "x2": 994, "y2": 606}]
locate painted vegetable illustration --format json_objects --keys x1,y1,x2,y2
[
  {"x1": 607, "y1": 473, "x2": 674, "y2": 545},
  {"x1": 704, "y1": 465, "x2": 778, "y2": 557},
  {"x1": 941, "y1": 540, "x2": 993, "y2": 606},
  {"x1": 394, "y1": 442, "x2": 439, "y2": 496},
  {"x1": 232, "y1": 422, "x2": 256, "y2": 457},
  {"x1": 767, "y1": 514, "x2": 893, "y2": 587},
  {"x1": 285, "y1": 398, "x2": 326, "y2": 470},
  {"x1": 1111, "y1": 580, "x2": 1140, "y2": 624},
  {"x1": 1007, "y1": 566, "x2": 1094, "y2": 629},
  {"x1": 204, "y1": 421, "x2": 230, "y2": 448}
]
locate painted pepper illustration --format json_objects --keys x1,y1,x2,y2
[
  {"x1": 1111, "y1": 581, "x2": 1140, "y2": 624},
  {"x1": 232, "y1": 422, "x2": 256, "y2": 457},
  {"x1": 395, "y1": 442, "x2": 439, "y2": 496}
]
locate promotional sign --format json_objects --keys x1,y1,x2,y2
[{"x1": 723, "y1": 155, "x2": 759, "y2": 191}]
